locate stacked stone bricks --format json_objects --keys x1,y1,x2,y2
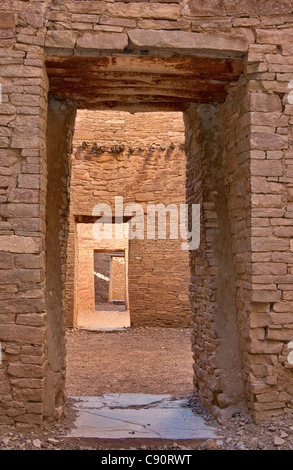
[{"x1": 1, "y1": 0, "x2": 293, "y2": 429}]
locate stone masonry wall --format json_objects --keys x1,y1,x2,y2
[
  {"x1": 2, "y1": 0, "x2": 293, "y2": 427},
  {"x1": 184, "y1": 97, "x2": 248, "y2": 422},
  {"x1": 66, "y1": 110, "x2": 191, "y2": 327}
]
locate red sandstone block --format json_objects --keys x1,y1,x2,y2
[
  {"x1": 15, "y1": 254, "x2": 43, "y2": 269},
  {"x1": 0, "y1": 324, "x2": 45, "y2": 343},
  {"x1": 256, "y1": 391, "x2": 279, "y2": 403},
  {"x1": 267, "y1": 329, "x2": 293, "y2": 341},
  {"x1": 19, "y1": 12, "x2": 44, "y2": 28},
  {"x1": 20, "y1": 354, "x2": 43, "y2": 365},
  {"x1": 250, "y1": 93, "x2": 282, "y2": 113},
  {"x1": 253, "y1": 402, "x2": 285, "y2": 411},
  {"x1": 251, "y1": 159, "x2": 283, "y2": 176},
  {"x1": 12, "y1": 218, "x2": 41, "y2": 233},
  {"x1": 252, "y1": 194, "x2": 282, "y2": 208},
  {"x1": 250, "y1": 133, "x2": 288, "y2": 151},
  {"x1": 274, "y1": 226, "x2": 293, "y2": 237},
  {"x1": 0, "y1": 13, "x2": 15, "y2": 29},
  {"x1": 17, "y1": 345, "x2": 44, "y2": 356},
  {"x1": 0, "y1": 252, "x2": 14, "y2": 269},
  {"x1": 274, "y1": 275, "x2": 293, "y2": 284},
  {"x1": 250, "y1": 312, "x2": 271, "y2": 328},
  {"x1": 252, "y1": 275, "x2": 274, "y2": 284},
  {"x1": 107, "y1": 2, "x2": 180, "y2": 19},
  {"x1": 14, "y1": 412, "x2": 42, "y2": 425},
  {"x1": 268, "y1": 313, "x2": 293, "y2": 325},
  {"x1": 283, "y1": 292, "x2": 293, "y2": 300},
  {"x1": 17, "y1": 174, "x2": 40, "y2": 189},
  {"x1": 251, "y1": 177, "x2": 282, "y2": 194},
  {"x1": 251, "y1": 237, "x2": 289, "y2": 252},
  {"x1": 1, "y1": 204, "x2": 40, "y2": 218},
  {"x1": 16, "y1": 314, "x2": 45, "y2": 328},
  {"x1": 250, "y1": 340, "x2": 283, "y2": 354},
  {"x1": 8, "y1": 363, "x2": 44, "y2": 379},
  {"x1": 252, "y1": 263, "x2": 287, "y2": 275},
  {"x1": 66, "y1": 1, "x2": 106, "y2": 14},
  {"x1": 273, "y1": 301, "x2": 293, "y2": 312},
  {"x1": 252, "y1": 290, "x2": 281, "y2": 303},
  {"x1": 71, "y1": 14, "x2": 100, "y2": 23},
  {"x1": 257, "y1": 28, "x2": 293, "y2": 45},
  {"x1": 0, "y1": 269, "x2": 41, "y2": 285},
  {"x1": 8, "y1": 189, "x2": 40, "y2": 203}
]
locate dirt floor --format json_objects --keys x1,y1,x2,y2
[
  {"x1": 77, "y1": 302, "x2": 130, "y2": 329},
  {"x1": 65, "y1": 327, "x2": 193, "y2": 397},
  {"x1": 2, "y1": 327, "x2": 293, "y2": 451}
]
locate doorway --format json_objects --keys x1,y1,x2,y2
[{"x1": 45, "y1": 52, "x2": 246, "y2": 424}]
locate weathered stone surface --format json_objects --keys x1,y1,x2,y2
[
  {"x1": 251, "y1": 340, "x2": 283, "y2": 354},
  {"x1": 250, "y1": 133, "x2": 288, "y2": 151},
  {"x1": 257, "y1": 29, "x2": 293, "y2": 45},
  {"x1": 252, "y1": 290, "x2": 282, "y2": 303},
  {"x1": 251, "y1": 160, "x2": 283, "y2": 177},
  {"x1": 250, "y1": 93, "x2": 282, "y2": 112},
  {"x1": 16, "y1": 314, "x2": 45, "y2": 327},
  {"x1": 0, "y1": 13, "x2": 15, "y2": 29},
  {"x1": 0, "y1": 235, "x2": 39, "y2": 253},
  {"x1": 77, "y1": 32, "x2": 128, "y2": 50},
  {"x1": 107, "y1": 3, "x2": 181, "y2": 19},
  {"x1": 184, "y1": 0, "x2": 226, "y2": 17},
  {"x1": 45, "y1": 31, "x2": 78, "y2": 49},
  {"x1": 226, "y1": 0, "x2": 291, "y2": 16},
  {"x1": 1, "y1": 204, "x2": 40, "y2": 218},
  {"x1": 15, "y1": 254, "x2": 44, "y2": 269},
  {"x1": 8, "y1": 363, "x2": 44, "y2": 379},
  {"x1": 0, "y1": 325, "x2": 45, "y2": 343},
  {"x1": 186, "y1": 0, "x2": 291, "y2": 16},
  {"x1": 66, "y1": 1, "x2": 106, "y2": 14},
  {"x1": 128, "y1": 29, "x2": 248, "y2": 54},
  {"x1": 0, "y1": 252, "x2": 13, "y2": 269}
]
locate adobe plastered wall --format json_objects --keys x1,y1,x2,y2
[
  {"x1": 1, "y1": 0, "x2": 293, "y2": 427},
  {"x1": 66, "y1": 110, "x2": 191, "y2": 327},
  {"x1": 110, "y1": 257, "x2": 126, "y2": 302}
]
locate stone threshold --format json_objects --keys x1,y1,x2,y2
[{"x1": 61, "y1": 394, "x2": 220, "y2": 448}]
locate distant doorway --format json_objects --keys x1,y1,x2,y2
[{"x1": 76, "y1": 221, "x2": 130, "y2": 330}]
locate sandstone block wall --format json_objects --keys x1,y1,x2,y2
[
  {"x1": 1, "y1": 0, "x2": 293, "y2": 427},
  {"x1": 66, "y1": 110, "x2": 191, "y2": 327}
]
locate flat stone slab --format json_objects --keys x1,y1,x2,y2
[{"x1": 65, "y1": 394, "x2": 219, "y2": 443}]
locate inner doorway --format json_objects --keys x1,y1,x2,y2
[{"x1": 75, "y1": 220, "x2": 131, "y2": 330}]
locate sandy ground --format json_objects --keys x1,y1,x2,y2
[
  {"x1": 77, "y1": 303, "x2": 130, "y2": 329},
  {"x1": 65, "y1": 327, "x2": 193, "y2": 397}
]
